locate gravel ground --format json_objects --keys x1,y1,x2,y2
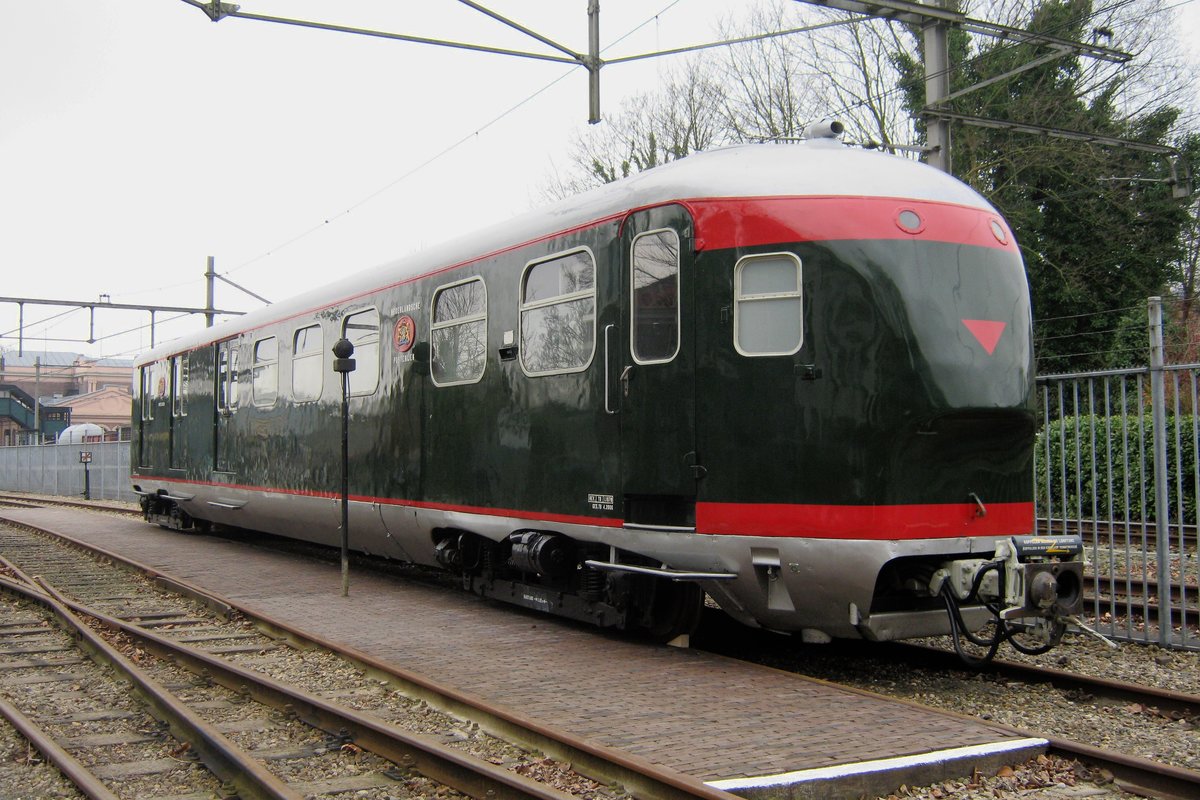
[
  {"x1": 0, "y1": 715, "x2": 84, "y2": 800},
  {"x1": 703, "y1": 627, "x2": 1199, "y2": 800},
  {"x1": 977, "y1": 631, "x2": 1200, "y2": 694},
  {"x1": 3, "y1": 504, "x2": 1194, "y2": 800},
  {"x1": 0, "y1": 595, "x2": 229, "y2": 800},
  {"x1": 0, "y1": 526, "x2": 630, "y2": 800}
]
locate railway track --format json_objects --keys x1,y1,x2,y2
[
  {"x1": 0, "y1": 562, "x2": 588, "y2": 800},
  {"x1": 0, "y1": 519, "x2": 731, "y2": 800},
  {"x1": 0, "y1": 492, "x2": 139, "y2": 517},
  {"x1": 1084, "y1": 574, "x2": 1200, "y2": 630},
  {"x1": 3, "y1": 496, "x2": 1198, "y2": 798},
  {"x1": 692, "y1": 613, "x2": 1200, "y2": 800},
  {"x1": 887, "y1": 642, "x2": 1200, "y2": 800},
  {"x1": 1039, "y1": 517, "x2": 1199, "y2": 549}
]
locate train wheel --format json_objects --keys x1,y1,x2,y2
[{"x1": 640, "y1": 581, "x2": 704, "y2": 642}]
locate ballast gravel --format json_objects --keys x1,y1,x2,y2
[
  {"x1": 768, "y1": 633, "x2": 1199, "y2": 800},
  {"x1": 0, "y1": 715, "x2": 84, "y2": 800},
  {"x1": 1, "y1": 508, "x2": 1194, "y2": 800}
]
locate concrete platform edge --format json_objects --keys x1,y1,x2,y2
[{"x1": 706, "y1": 738, "x2": 1048, "y2": 800}]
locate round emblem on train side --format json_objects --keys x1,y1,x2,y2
[
  {"x1": 393, "y1": 315, "x2": 416, "y2": 353},
  {"x1": 895, "y1": 208, "x2": 924, "y2": 234},
  {"x1": 989, "y1": 219, "x2": 1009, "y2": 244}
]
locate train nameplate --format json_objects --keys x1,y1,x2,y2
[{"x1": 588, "y1": 493, "x2": 614, "y2": 511}]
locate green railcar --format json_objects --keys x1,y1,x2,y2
[{"x1": 133, "y1": 135, "x2": 1082, "y2": 656}]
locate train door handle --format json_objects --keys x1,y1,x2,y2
[
  {"x1": 604, "y1": 324, "x2": 617, "y2": 414},
  {"x1": 620, "y1": 366, "x2": 633, "y2": 398}
]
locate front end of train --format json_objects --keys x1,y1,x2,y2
[{"x1": 687, "y1": 139, "x2": 1084, "y2": 661}]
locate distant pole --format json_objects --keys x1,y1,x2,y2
[
  {"x1": 332, "y1": 338, "x2": 357, "y2": 597},
  {"x1": 80, "y1": 451, "x2": 92, "y2": 500},
  {"x1": 587, "y1": 0, "x2": 600, "y2": 124},
  {"x1": 923, "y1": 0, "x2": 951, "y2": 172},
  {"x1": 1148, "y1": 297, "x2": 1172, "y2": 647},
  {"x1": 33, "y1": 357, "x2": 41, "y2": 444},
  {"x1": 205, "y1": 256, "x2": 216, "y2": 328}
]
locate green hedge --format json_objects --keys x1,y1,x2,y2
[{"x1": 1035, "y1": 414, "x2": 1199, "y2": 522}]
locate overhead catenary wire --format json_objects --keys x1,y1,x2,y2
[
  {"x1": 800, "y1": 0, "x2": 1169, "y2": 138},
  {"x1": 12, "y1": 0, "x2": 1191, "y2": 355},
  {"x1": 8, "y1": 4, "x2": 699, "y2": 344},
  {"x1": 219, "y1": 0, "x2": 693, "y2": 280},
  {"x1": 35, "y1": 1, "x2": 688, "y2": 310},
  {"x1": 103, "y1": 0, "x2": 1195, "y2": 300},
  {"x1": 0, "y1": 306, "x2": 85, "y2": 341}
]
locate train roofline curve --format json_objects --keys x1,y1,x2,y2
[{"x1": 135, "y1": 140, "x2": 997, "y2": 365}]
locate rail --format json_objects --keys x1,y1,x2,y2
[{"x1": 0, "y1": 513, "x2": 738, "y2": 800}]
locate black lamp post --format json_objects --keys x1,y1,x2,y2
[{"x1": 332, "y1": 337, "x2": 356, "y2": 597}]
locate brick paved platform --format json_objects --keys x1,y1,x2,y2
[{"x1": 0, "y1": 508, "x2": 1045, "y2": 799}]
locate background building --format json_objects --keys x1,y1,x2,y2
[
  {"x1": 0, "y1": 384, "x2": 37, "y2": 446},
  {"x1": 0, "y1": 350, "x2": 134, "y2": 443}
]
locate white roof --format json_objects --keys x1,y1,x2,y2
[
  {"x1": 137, "y1": 141, "x2": 995, "y2": 365},
  {"x1": 57, "y1": 423, "x2": 105, "y2": 443}
]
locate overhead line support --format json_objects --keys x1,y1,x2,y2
[
  {"x1": 588, "y1": 0, "x2": 601, "y2": 124},
  {"x1": 801, "y1": 0, "x2": 1130, "y2": 63}
]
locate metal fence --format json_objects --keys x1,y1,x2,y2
[
  {"x1": 1035, "y1": 298, "x2": 1200, "y2": 651},
  {"x1": 0, "y1": 440, "x2": 135, "y2": 503}
]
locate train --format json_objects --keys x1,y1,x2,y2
[{"x1": 131, "y1": 125, "x2": 1083, "y2": 659}]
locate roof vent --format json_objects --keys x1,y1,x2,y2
[{"x1": 802, "y1": 120, "x2": 844, "y2": 139}]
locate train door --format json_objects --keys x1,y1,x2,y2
[
  {"x1": 169, "y1": 354, "x2": 188, "y2": 470},
  {"x1": 138, "y1": 359, "x2": 171, "y2": 470},
  {"x1": 618, "y1": 205, "x2": 698, "y2": 528},
  {"x1": 214, "y1": 339, "x2": 238, "y2": 473}
]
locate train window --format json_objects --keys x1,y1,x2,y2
[
  {"x1": 252, "y1": 336, "x2": 279, "y2": 406},
  {"x1": 734, "y1": 252, "x2": 803, "y2": 357},
  {"x1": 292, "y1": 325, "x2": 323, "y2": 402},
  {"x1": 140, "y1": 367, "x2": 154, "y2": 421},
  {"x1": 519, "y1": 248, "x2": 596, "y2": 375},
  {"x1": 229, "y1": 349, "x2": 239, "y2": 409},
  {"x1": 218, "y1": 342, "x2": 240, "y2": 413},
  {"x1": 145, "y1": 360, "x2": 170, "y2": 420},
  {"x1": 218, "y1": 346, "x2": 229, "y2": 412},
  {"x1": 172, "y1": 354, "x2": 189, "y2": 417},
  {"x1": 343, "y1": 309, "x2": 380, "y2": 396},
  {"x1": 431, "y1": 278, "x2": 487, "y2": 386},
  {"x1": 631, "y1": 229, "x2": 680, "y2": 364}
]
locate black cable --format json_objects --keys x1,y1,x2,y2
[{"x1": 942, "y1": 588, "x2": 1002, "y2": 665}]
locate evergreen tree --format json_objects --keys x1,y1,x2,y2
[{"x1": 893, "y1": 0, "x2": 1192, "y2": 372}]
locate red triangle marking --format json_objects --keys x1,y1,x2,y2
[{"x1": 962, "y1": 319, "x2": 1006, "y2": 355}]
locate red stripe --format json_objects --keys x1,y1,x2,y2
[
  {"x1": 130, "y1": 474, "x2": 624, "y2": 529},
  {"x1": 133, "y1": 475, "x2": 1032, "y2": 541},
  {"x1": 687, "y1": 196, "x2": 1015, "y2": 252},
  {"x1": 696, "y1": 501, "x2": 1034, "y2": 539}
]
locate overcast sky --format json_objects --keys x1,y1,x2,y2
[{"x1": 2, "y1": 0, "x2": 1198, "y2": 364}]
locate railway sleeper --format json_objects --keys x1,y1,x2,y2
[{"x1": 436, "y1": 529, "x2": 703, "y2": 642}]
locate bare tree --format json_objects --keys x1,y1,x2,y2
[
  {"x1": 716, "y1": 3, "x2": 916, "y2": 148},
  {"x1": 542, "y1": 59, "x2": 728, "y2": 200},
  {"x1": 545, "y1": 0, "x2": 1197, "y2": 196},
  {"x1": 714, "y1": 5, "x2": 824, "y2": 141}
]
